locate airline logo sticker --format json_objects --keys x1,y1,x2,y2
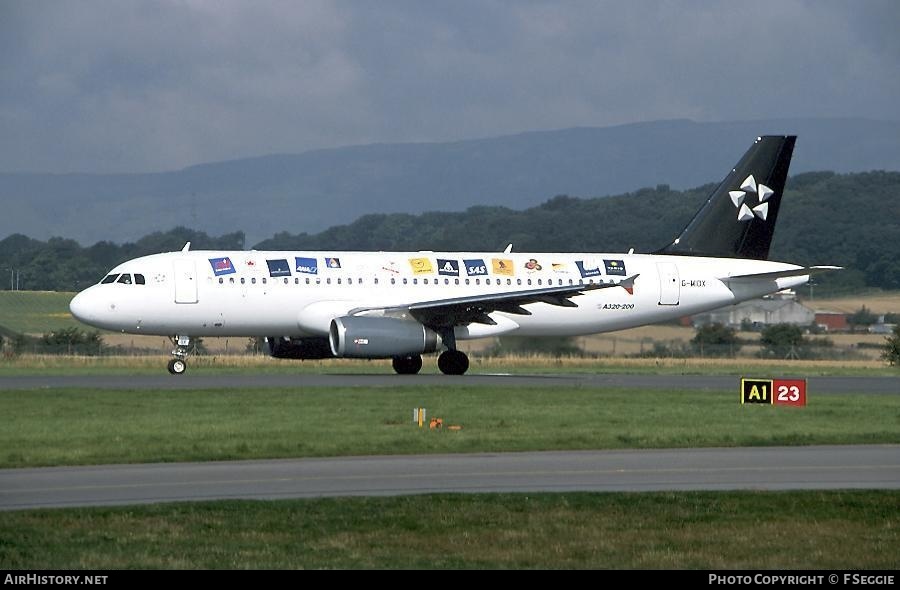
[
  {"x1": 295, "y1": 257, "x2": 318, "y2": 275},
  {"x1": 209, "y1": 257, "x2": 236, "y2": 276},
  {"x1": 325, "y1": 257, "x2": 341, "y2": 269},
  {"x1": 436, "y1": 259, "x2": 459, "y2": 276},
  {"x1": 730, "y1": 174, "x2": 774, "y2": 222},
  {"x1": 408, "y1": 257, "x2": 434, "y2": 275},
  {"x1": 575, "y1": 260, "x2": 601, "y2": 278},
  {"x1": 551, "y1": 263, "x2": 568, "y2": 273},
  {"x1": 604, "y1": 259, "x2": 627, "y2": 276},
  {"x1": 464, "y1": 259, "x2": 488, "y2": 276},
  {"x1": 524, "y1": 258, "x2": 542, "y2": 272},
  {"x1": 244, "y1": 258, "x2": 260, "y2": 271},
  {"x1": 266, "y1": 259, "x2": 291, "y2": 277},
  {"x1": 492, "y1": 258, "x2": 514, "y2": 276}
]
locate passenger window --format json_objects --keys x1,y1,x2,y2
[
  {"x1": 527, "y1": 279, "x2": 532, "y2": 286},
  {"x1": 241, "y1": 277, "x2": 246, "y2": 284},
  {"x1": 391, "y1": 278, "x2": 396, "y2": 285},
  {"x1": 326, "y1": 278, "x2": 331, "y2": 285},
  {"x1": 337, "y1": 278, "x2": 342, "y2": 285},
  {"x1": 465, "y1": 279, "x2": 470, "y2": 285},
  {"x1": 423, "y1": 278, "x2": 428, "y2": 285},
  {"x1": 218, "y1": 278, "x2": 224, "y2": 284},
  {"x1": 262, "y1": 278, "x2": 267, "y2": 284},
  {"x1": 134, "y1": 274, "x2": 145, "y2": 285},
  {"x1": 373, "y1": 278, "x2": 378, "y2": 285},
  {"x1": 568, "y1": 279, "x2": 573, "y2": 285},
  {"x1": 251, "y1": 278, "x2": 257, "y2": 285},
  {"x1": 413, "y1": 278, "x2": 418, "y2": 285},
  {"x1": 284, "y1": 278, "x2": 288, "y2": 285},
  {"x1": 517, "y1": 279, "x2": 522, "y2": 286},
  {"x1": 444, "y1": 278, "x2": 449, "y2": 285},
  {"x1": 403, "y1": 278, "x2": 408, "y2": 285},
  {"x1": 117, "y1": 274, "x2": 132, "y2": 285},
  {"x1": 475, "y1": 279, "x2": 480, "y2": 285},
  {"x1": 100, "y1": 274, "x2": 119, "y2": 284},
  {"x1": 507, "y1": 279, "x2": 511, "y2": 286},
  {"x1": 316, "y1": 278, "x2": 321, "y2": 285},
  {"x1": 347, "y1": 278, "x2": 352, "y2": 285},
  {"x1": 454, "y1": 278, "x2": 459, "y2": 285},
  {"x1": 230, "y1": 277, "x2": 235, "y2": 284}
]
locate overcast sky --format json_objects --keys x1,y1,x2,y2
[{"x1": 2, "y1": 0, "x2": 898, "y2": 173}]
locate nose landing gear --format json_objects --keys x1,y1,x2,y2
[{"x1": 167, "y1": 335, "x2": 193, "y2": 375}]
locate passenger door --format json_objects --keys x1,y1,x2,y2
[{"x1": 173, "y1": 259, "x2": 199, "y2": 304}]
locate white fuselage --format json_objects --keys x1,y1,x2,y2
[{"x1": 69, "y1": 249, "x2": 808, "y2": 340}]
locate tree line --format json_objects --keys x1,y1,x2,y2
[{"x1": 1, "y1": 170, "x2": 898, "y2": 293}]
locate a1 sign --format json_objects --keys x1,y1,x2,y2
[
  {"x1": 741, "y1": 378, "x2": 807, "y2": 407},
  {"x1": 773, "y1": 378, "x2": 807, "y2": 407}
]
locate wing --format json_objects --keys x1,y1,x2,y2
[{"x1": 349, "y1": 275, "x2": 639, "y2": 329}]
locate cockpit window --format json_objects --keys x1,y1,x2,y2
[
  {"x1": 134, "y1": 274, "x2": 145, "y2": 285},
  {"x1": 117, "y1": 274, "x2": 133, "y2": 285},
  {"x1": 101, "y1": 274, "x2": 119, "y2": 284}
]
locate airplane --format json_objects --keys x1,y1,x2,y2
[{"x1": 69, "y1": 135, "x2": 838, "y2": 375}]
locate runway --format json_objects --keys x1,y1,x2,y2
[
  {"x1": 1, "y1": 372, "x2": 898, "y2": 394},
  {"x1": 2, "y1": 445, "x2": 898, "y2": 510}
]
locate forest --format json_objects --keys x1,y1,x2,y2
[{"x1": 1, "y1": 170, "x2": 898, "y2": 293}]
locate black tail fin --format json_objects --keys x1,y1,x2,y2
[{"x1": 656, "y1": 135, "x2": 796, "y2": 260}]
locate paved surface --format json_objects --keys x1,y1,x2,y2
[
  {"x1": 1, "y1": 373, "x2": 897, "y2": 394},
  {"x1": 2, "y1": 445, "x2": 898, "y2": 510}
]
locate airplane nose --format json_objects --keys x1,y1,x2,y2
[{"x1": 69, "y1": 289, "x2": 104, "y2": 326}]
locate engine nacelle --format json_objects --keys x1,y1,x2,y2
[
  {"x1": 267, "y1": 336, "x2": 335, "y2": 359},
  {"x1": 329, "y1": 316, "x2": 442, "y2": 358}
]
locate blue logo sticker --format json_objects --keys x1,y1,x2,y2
[
  {"x1": 437, "y1": 259, "x2": 459, "y2": 276},
  {"x1": 464, "y1": 258, "x2": 488, "y2": 276},
  {"x1": 295, "y1": 257, "x2": 318, "y2": 275},
  {"x1": 575, "y1": 260, "x2": 601, "y2": 278},
  {"x1": 209, "y1": 257, "x2": 236, "y2": 276},
  {"x1": 604, "y1": 259, "x2": 627, "y2": 276},
  {"x1": 266, "y1": 259, "x2": 291, "y2": 277},
  {"x1": 326, "y1": 257, "x2": 341, "y2": 269}
]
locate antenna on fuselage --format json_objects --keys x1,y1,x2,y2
[
  {"x1": 182, "y1": 242, "x2": 191, "y2": 252},
  {"x1": 504, "y1": 244, "x2": 513, "y2": 254}
]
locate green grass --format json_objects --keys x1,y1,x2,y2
[
  {"x1": 2, "y1": 386, "x2": 898, "y2": 468},
  {"x1": 0, "y1": 291, "x2": 78, "y2": 335},
  {"x1": 1, "y1": 491, "x2": 897, "y2": 569}
]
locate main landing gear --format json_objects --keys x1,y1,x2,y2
[
  {"x1": 167, "y1": 335, "x2": 193, "y2": 375},
  {"x1": 390, "y1": 327, "x2": 470, "y2": 376},
  {"x1": 390, "y1": 350, "x2": 470, "y2": 375}
]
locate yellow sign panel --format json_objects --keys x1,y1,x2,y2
[
  {"x1": 492, "y1": 258, "x2": 514, "y2": 276},
  {"x1": 741, "y1": 378, "x2": 773, "y2": 404},
  {"x1": 408, "y1": 258, "x2": 434, "y2": 274}
]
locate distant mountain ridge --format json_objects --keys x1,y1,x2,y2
[{"x1": 2, "y1": 117, "x2": 899, "y2": 245}]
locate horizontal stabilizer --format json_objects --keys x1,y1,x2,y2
[{"x1": 721, "y1": 266, "x2": 842, "y2": 282}]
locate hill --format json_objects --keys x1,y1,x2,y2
[
  {"x1": 2, "y1": 118, "x2": 899, "y2": 245},
  {"x1": 1, "y1": 170, "x2": 898, "y2": 294}
]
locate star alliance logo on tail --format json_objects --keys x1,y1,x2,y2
[{"x1": 729, "y1": 174, "x2": 774, "y2": 222}]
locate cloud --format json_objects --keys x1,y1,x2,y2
[{"x1": 1, "y1": 0, "x2": 898, "y2": 172}]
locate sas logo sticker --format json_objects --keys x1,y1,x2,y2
[
  {"x1": 325, "y1": 257, "x2": 341, "y2": 269},
  {"x1": 408, "y1": 257, "x2": 434, "y2": 275},
  {"x1": 295, "y1": 257, "x2": 318, "y2": 275},
  {"x1": 436, "y1": 259, "x2": 459, "y2": 276},
  {"x1": 464, "y1": 259, "x2": 488, "y2": 276},
  {"x1": 492, "y1": 258, "x2": 514, "y2": 276}
]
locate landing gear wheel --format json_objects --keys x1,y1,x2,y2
[
  {"x1": 167, "y1": 358, "x2": 187, "y2": 375},
  {"x1": 438, "y1": 350, "x2": 469, "y2": 375},
  {"x1": 392, "y1": 354, "x2": 423, "y2": 375}
]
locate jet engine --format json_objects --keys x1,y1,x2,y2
[
  {"x1": 329, "y1": 316, "x2": 442, "y2": 358},
  {"x1": 267, "y1": 336, "x2": 335, "y2": 359}
]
